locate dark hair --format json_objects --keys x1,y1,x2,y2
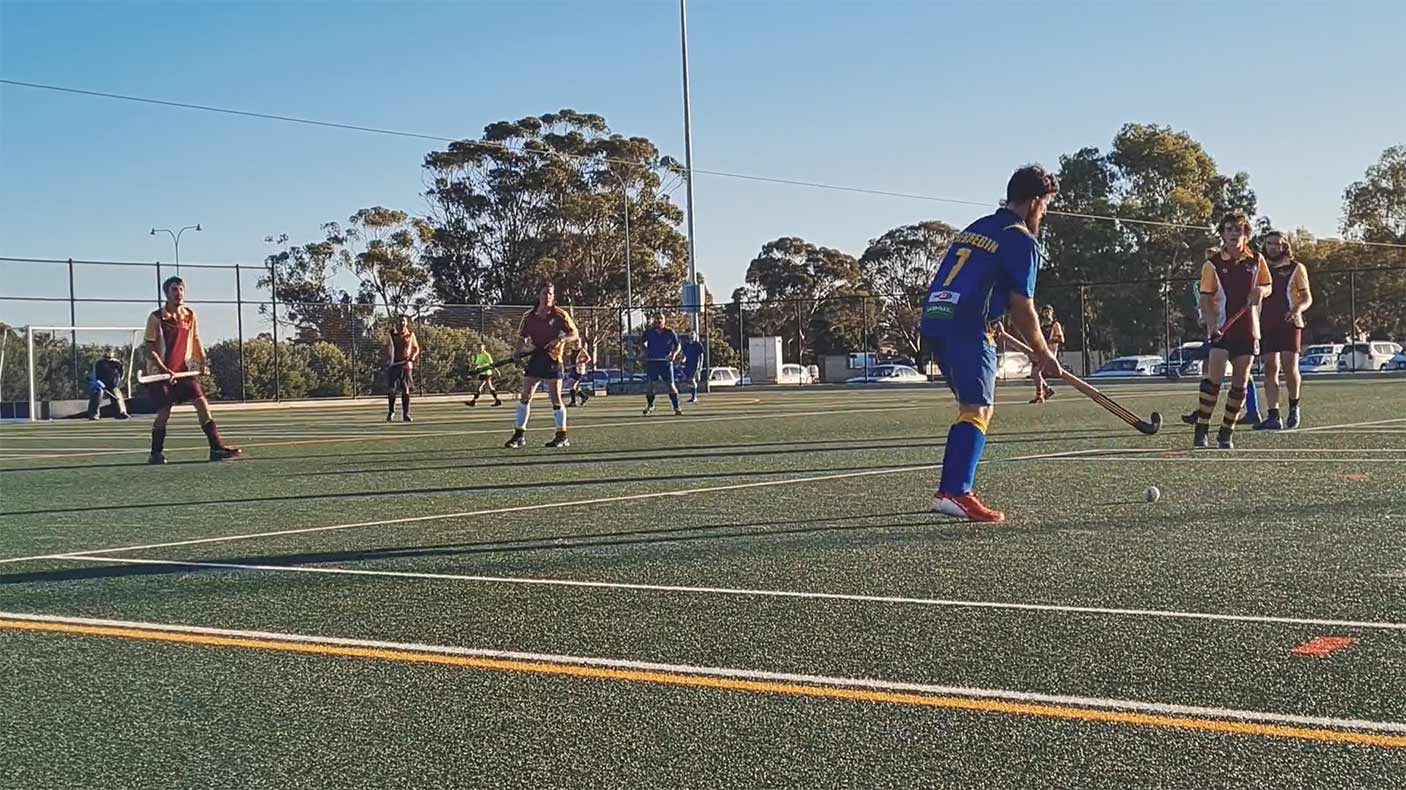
[
  {"x1": 1218, "y1": 210, "x2": 1251, "y2": 235},
  {"x1": 1006, "y1": 164, "x2": 1059, "y2": 204},
  {"x1": 1263, "y1": 229, "x2": 1293, "y2": 258},
  {"x1": 161, "y1": 276, "x2": 184, "y2": 294}
]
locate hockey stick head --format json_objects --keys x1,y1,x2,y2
[{"x1": 1136, "y1": 411, "x2": 1163, "y2": 435}]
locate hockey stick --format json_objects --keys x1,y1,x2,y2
[
  {"x1": 466, "y1": 352, "x2": 530, "y2": 378},
  {"x1": 1188, "y1": 304, "x2": 1252, "y2": 361},
  {"x1": 998, "y1": 332, "x2": 1162, "y2": 435},
  {"x1": 136, "y1": 370, "x2": 202, "y2": 385}
]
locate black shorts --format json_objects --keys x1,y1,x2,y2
[
  {"x1": 387, "y1": 366, "x2": 414, "y2": 393},
  {"x1": 1260, "y1": 326, "x2": 1302, "y2": 355},
  {"x1": 524, "y1": 351, "x2": 562, "y2": 380},
  {"x1": 1210, "y1": 330, "x2": 1258, "y2": 359},
  {"x1": 149, "y1": 377, "x2": 204, "y2": 408}
]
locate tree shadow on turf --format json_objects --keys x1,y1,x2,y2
[
  {"x1": 0, "y1": 463, "x2": 903, "y2": 516},
  {"x1": 0, "y1": 428, "x2": 1131, "y2": 475},
  {"x1": 284, "y1": 431, "x2": 1134, "y2": 480},
  {"x1": 0, "y1": 510, "x2": 976, "y2": 586}
]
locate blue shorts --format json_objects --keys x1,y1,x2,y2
[
  {"x1": 646, "y1": 360, "x2": 673, "y2": 383},
  {"x1": 929, "y1": 332, "x2": 996, "y2": 406}
]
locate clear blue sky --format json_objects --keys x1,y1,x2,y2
[{"x1": 2, "y1": 0, "x2": 1403, "y2": 333}]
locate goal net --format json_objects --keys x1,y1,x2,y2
[{"x1": 1, "y1": 326, "x2": 145, "y2": 421}]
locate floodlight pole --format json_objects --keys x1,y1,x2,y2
[{"x1": 679, "y1": 0, "x2": 700, "y2": 336}]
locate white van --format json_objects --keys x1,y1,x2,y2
[
  {"x1": 705, "y1": 367, "x2": 742, "y2": 387},
  {"x1": 776, "y1": 364, "x2": 815, "y2": 385}
]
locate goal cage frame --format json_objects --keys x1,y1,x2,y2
[{"x1": 2, "y1": 325, "x2": 146, "y2": 422}]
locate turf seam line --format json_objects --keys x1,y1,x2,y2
[
  {"x1": 60, "y1": 554, "x2": 1406, "y2": 632},
  {"x1": 2, "y1": 612, "x2": 1402, "y2": 746}
]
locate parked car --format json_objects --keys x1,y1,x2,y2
[
  {"x1": 1090, "y1": 355, "x2": 1164, "y2": 378},
  {"x1": 1302, "y1": 343, "x2": 1345, "y2": 360},
  {"x1": 775, "y1": 363, "x2": 815, "y2": 385},
  {"x1": 995, "y1": 352, "x2": 1032, "y2": 379},
  {"x1": 704, "y1": 366, "x2": 743, "y2": 387},
  {"x1": 845, "y1": 364, "x2": 926, "y2": 384},
  {"x1": 1298, "y1": 352, "x2": 1338, "y2": 373},
  {"x1": 1385, "y1": 351, "x2": 1406, "y2": 371},
  {"x1": 1338, "y1": 341, "x2": 1403, "y2": 371}
]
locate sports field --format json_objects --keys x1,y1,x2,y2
[{"x1": 1, "y1": 381, "x2": 1403, "y2": 788}]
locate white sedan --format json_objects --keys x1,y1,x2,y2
[{"x1": 846, "y1": 364, "x2": 926, "y2": 384}]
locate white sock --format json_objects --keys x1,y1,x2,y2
[
  {"x1": 515, "y1": 402, "x2": 530, "y2": 429},
  {"x1": 553, "y1": 406, "x2": 566, "y2": 430}
]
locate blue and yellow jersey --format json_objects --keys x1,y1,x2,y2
[{"x1": 920, "y1": 208, "x2": 1042, "y2": 337}]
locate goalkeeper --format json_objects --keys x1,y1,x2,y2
[{"x1": 86, "y1": 349, "x2": 130, "y2": 420}]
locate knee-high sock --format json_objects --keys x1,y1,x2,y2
[
  {"x1": 201, "y1": 420, "x2": 225, "y2": 449},
  {"x1": 1222, "y1": 386, "x2": 1247, "y2": 432},
  {"x1": 387, "y1": 393, "x2": 396, "y2": 413},
  {"x1": 646, "y1": 392, "x2": 656, "y2": 407},
  {"x1": 401, "y1": 393, "x2": 411, "y2": 416},
  {"x1": 1243, "y1": 379, "x2": 1261, "y2": 421},
  {"x1": 1196, "y1": 379, "x2": 1221, "y2": 426},
  {"x1": 668, "y1": 392, "x2": 680, "y2": 410},
  {"x1": 553, "y1": 406, "x2": 566, "y2": 430},
  {"x1": 151, "y1": 427, "x2": 167, "y2": 454},
  {"x1": 515, "y1": 402, "x2": 530, "y2": 429},
  {"x1": 938, "y1": 417, "x2": 988, "y2": 496}
]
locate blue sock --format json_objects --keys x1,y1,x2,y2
[
  {"x1": 669, "y1": 392, "x2": 680, "y2": 410},
  {"x1": 939, "y1": 421, "x2": 987, "y2": 496},
  {"x1": 1244, "y1": 379, "x2": 1261, "y2": 421},
  {"x1": 647, "y1": 393, "x2": 655, "y2": 407},
  {"x1": 689, "y1": 384, "x2": 697, "y2": 398}
]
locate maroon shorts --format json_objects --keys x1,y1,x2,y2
[
  {"x1": 1210, "y1": 326, "x2": 1258, "y2": 358},
  {"x1": 1260, "y1": 324, "x2": 1302, "y2": 355},
  {"x1": 150, "y1": 377, "x2": 204, "y2": 408}
]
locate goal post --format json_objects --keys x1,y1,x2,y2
[{"x1": 13, "y1": 326, "x2": 146, "y2": 422}]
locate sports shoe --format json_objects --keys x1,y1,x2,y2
[
  {"x1": 386, "y1": 413, "x2": 394, "y2": 422},
  {"x1": 1028, "y1": 395, "x2": 1044, "y2": 404},
  {"x1": 210, "y1": 446, "x2": 243, "y2": 462},
  {"x1": 491, "y1": 399, "x2": 503, "y2": 407},
  {"x1": 1252, "y1": 416, "x2": 1282, "y2": 431},
  {"x1": 688, "y1": 396, "x2": 698, "y2": 404},
  {"x1": 402, "y1": 414, "x2": 413, "y2": 423},
  {"x1": 1217, "y1": 430, "x2": 1234, "y2": 450},
  {"x1": 1286, "y1": 408, "x2": 1301, "y2": 430},
  {"x1": 148, "y1": 452, "x2": 167, "y2": 465},
  {"x1": 643, "y1": 405, "x2": 655, "y2": 416},
  {"x1": 1043, "y1": 386, "x2": 1055, "y2": 400},
  {"x1": 1193, "y1": 424, "x2": 1209, "y2": 449},
  {"x1": 465, "y1": 399, "x2": 477, "y2": 408},
  {"x1": 115, "y1": 413, "x2": 130, "y2": 420},
  {"x1": 673, "y1": 408, "x2": 684, "y2": 416},
  {"x1": 1181, "y1": 411, "x2": 1199, "y2": 426},
  {"x1": 87, "y1": 414, "x2": 99, "y2": 421},
  {"x1": 504, "y1": 430, "x2": 526, "y2": 449},
  {"x1": 544, "y1": 431, "x2": 570, "y2": 448},
  {"x1": 930, "y1": 492, "x2": 1005, "y2": 523}
]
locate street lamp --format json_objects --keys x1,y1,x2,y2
[{"x1": 150, "y1": 224, "x2": 202, "y2": 276}]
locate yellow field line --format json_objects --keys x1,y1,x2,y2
[{"x1": 4, "y1": 618, "x2": 1402, "y2": 748}]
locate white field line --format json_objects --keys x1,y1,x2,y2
[
  {"x1": 0, "y1": 393, "x2": 1183, "y2": 463},
  {"x1": 1296, "y1": 418, "x2": 1406, "y2": 433},
  {"x1": 2, "y1": 611, "x2": 1402, "y2": 735},
  {"x1": 60, "y1": 555, "x2": 1406, "y2": 634},
  {"x1": 0, "y1": 447, "x2": 1153, "y2": 565}
]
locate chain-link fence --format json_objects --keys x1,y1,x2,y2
[
  {"x1": 4, "y1": 256, "x2": 1403, "y2": 403},
  {"x1": 0, "y1": 256, "x2": 625, "y2": 403}
]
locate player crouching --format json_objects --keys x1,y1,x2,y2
[
  {"x1": 504, "y1": 282, "x2": 579, "y2": 449},
  {"x1": 144, "y1": 276, "x2": 242, "y2": 463}
]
